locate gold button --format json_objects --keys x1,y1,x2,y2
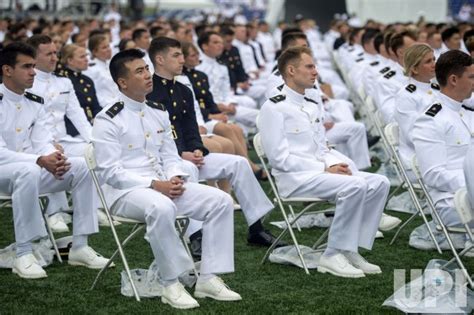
[
  {"x1": 197, "y1": 82, "x2": 201, "y2": 86},
  {"x1": 140, "y1": 112, "x2": 145, "y2": 117},
  {"x1": 83, "y1": 88, "x2": 88, "y2": 93},
  {"x1": 87, "y1": 97, "x2": 92, "y2": 102},
  {"x1": 193, "y1": 73, "x2": 197, "y2": 78},
  {"x1": 173, "y1": 101, "x2": 177, "y2": 107},
  {"x1": 172, "y1": 115, "x2": 176, "y2": 120},
  {"x1": 16, "y1": 104, "x2": 21, "y2": 110},
  {"x1": 80, "y1": 79, "x2": 84, "y2": 84},
  {"x1": 128, "y1": 144, "x2": 133, "y2": 149},
  {"x1": 183, "y1": 110, "x2": 186, "y2": 113},
  {"x1": 162, "y1": 79, "x2": 167, "y2": 84},
  {"x1": 457, "y1": 140, "x2": 461, "y2": 144},
  {"x1": 170, "y1": 89, "x2": 173, "y2": 94},
  {"x1": 428, "y1": 91, "x2": 432, "y2": 95},
  {"x1": 16, "y1": 128, "x2": 22, "y2": 133},
  {"x1": 295, "y1": 129, "x2": 299, "y2": 132},
  {"x1": 145, "y1": 132, "x2": 150, "y2": 138},
  {"x1": 201, "y1": 90, "x2": 206, "y2": 94}
]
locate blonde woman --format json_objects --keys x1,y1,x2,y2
[{"x1": 394, "y1": 43, "x2": 439, "y2": 173}]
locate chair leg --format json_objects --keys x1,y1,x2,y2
[
  {"x1": 312, "y1": 229, "x2": 329, "y2": 250},
  {"x1": 287, "y1": 205, "x2": 302, "y2": 232},
  {"x1": 175, "y1": 218, "x2": 199, "y2": 277},
  {"x1": 39, "y1": 197, "x2": 62, "y2": 263}
]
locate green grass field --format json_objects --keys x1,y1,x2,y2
[{"x1": 1, "y1": 164, "x2": 472, "y2": 313}]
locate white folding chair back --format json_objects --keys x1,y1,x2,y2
[
  {"x1": 454, "y1": 188, "x2": 473, "y2": 225},
  {"x1": 384, "y1": 123, "x2": 399, "y2": 146},
  {"x1": 253, "y1": 134, "x2": 331, "y2": 274}
]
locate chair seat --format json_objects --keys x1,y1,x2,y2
[
  {"x1": 437, "y1": 225, "x2": 474, "y2": 234},
  {"x1": 281, "y1": 197, "x2": 326, "y2": 203},
  {"x1": 111, "y1": 215, "x2": 188, "y2": 225}
]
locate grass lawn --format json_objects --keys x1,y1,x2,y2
[{"x1": 1, "y1": 163, "x2": 472, "y2": 313}]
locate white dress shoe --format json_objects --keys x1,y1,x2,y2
[
  {"x1": 47, "y1": 213, "x2": 69, "y2": 233},
  {"x1": 343, "y1": 252, "x2": 382, "y2": 274},
  {"x1": 97, "y1": 209, "x2": 121, "y2": 227},
  {"x1": 233, "y1": 203, "x2": 241, "y2": 210},
  {"x1": 195, "y1": 276, "x2": 242, "y2": 301},
  {"x1": 375, "y1": 230, "x2": 384, "y2": 239},
  {"x1": 317, "y1": 253, "x2": 365, "y2": 278},
  {"x1": 68, "y1": 246, "x2": 115, "y2": 269},
  {"x1": 378, "y1": 213, "x2": 402, "y2": 231},
  {"x1": 13, "y1": 254, "x2": 47, "y2": 279},
  {"x1": 161, "y1": 282, "x2": 199, "y2": 309}
]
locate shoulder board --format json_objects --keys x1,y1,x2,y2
[
  {"x1": 357, "y1": 52, "x2": 364, "y2": 57},
  {"x1": 88, "y1": 62, "x2": 96, "y2": 67},
  {"x1": 383, "y1": 70, "x2": 396, "y2": 79},
  {"x1": 405, "y1": 84, "x2": 416, "y2": 93},
  {"x1": 462, "y1": 105, "x2": 474, "y2": 112},
  {"x1": 379, "y1": 67, "x2": 390, "y2": 74},
  {"x1": 272, "y1": 65, "x2": 278, "y2": 72},
  {"x1": 269, "y1": 94, "x2": 285, "y2": 103},
  {"x1": 106, "y1": 101, "x2": 124, "y2": 118},
  {"x1": 425, "y1": 103, "x2": 442, "y2": 117},
  {"x1": 274, "y1": 70, "x2": 281, "y2": 76},
  {"x1": 304, "y1": 97, "x2": 318, "y2": 105},
  {"x1": 430, "y1": 82, "x2": 440, "y2": 90},
  {"x1": 348, "y1": 47, "x2": 355, "y2": 52},
  {"x1": 0, "y1": 93, "x2": 3, "y2": 101},
  {"x1": 277, "y1": 84, "x2": 284, "y2": 91},
  {"x1": 24, "y1": 92, "x2": 44, "y2": 104},
  {"x1": 312, "y1": 84, "x2": 318, "y2": 90},
  {"x1": 146, "y1": 100, "x2": 166, "y2": 111},
  {"x1": 355, "y1": 57, "x2": 364, "y2": 62},
  {"x1": 370, "y1": 61, "x2": 379, "y2": 66}
]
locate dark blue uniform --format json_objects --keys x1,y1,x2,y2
[{"x1": 217, "y1": 46, "x2": 248, "y2": 91}]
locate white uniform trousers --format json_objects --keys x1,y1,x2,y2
[
  {"x1": 327, "y1": 99, "x2": 355, "y2": 122},
  {"x1": 326, "y1": 122, "x2": 371, "y2": 170},
  {"x1": 464, "y1": 145, "x2": 474, "y2": 208},
  {"x1": 234, "y1": 94, "x2": 258, "y2": 109},
  {"x1": 288, "y1": 171, "x2": 389, "y2": 252},
  {"x1": 232, "y1": 105, "x2": 259, "y2": 135},
  {"x1": 239, "y1": 84, "x2": 267, "y2": 108},
  {"x1": 45, "y1": 140, "x2": 89, "y2": 215},
  {"x1": 0, "y1": 157, "x2": 99, "y2": 244},
  {"x1": 111, "y1": 182, "x2": 234, "y2": 280},
  {"x1": 182, "y1": 153, "x2": 273, "y2": 235}
]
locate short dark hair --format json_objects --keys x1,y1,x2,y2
[
  {"x1": 220, "y1": 27, "x2": 234, "y2": 37},
  {"x1": 463, "y1": 29, "x2": 474, "y2": 44},
  {"x1": 109, "y1": 48, "x2": 145, "y2": 89},
  {"x1": 277, "y1": 46, "x2": 312, "y2": 78},
  {"x1": 118, "y1": 39, "x2": 133, "y2": 52},
  {"x1": 88, "y1": 34, "x2": 108, "y2": 53},
  {"x1": 0, "y1": 42, "x2": 36, "y2": 76},
  {"x1": 373, "y1": 33, "x2": 384, "y2": 53},
  {"x1": 281, "y1": 32, "x2": 307, "y2": 51},
  {"x1": 26, "y1": 34, "x2": 52, "y2": 50},
  {"x1": 150, "y1": 26, "x2": 163, "y2": 38},
  {"x1": 148, "y1": 36, "x2": 181, "y2": 66},
  {"x1": 361, "y1": 28, "x2": 380, "y2": 47},
  {"x1": 132, "y1": 28, "x2": 148, "y2": 41},
  {"x1": 197, "y1": 31, "x2": 220, "y2": 50},
  {"x1": 441, "y1": 27, "x2": 460, "y2": 42},
  {"x1": 389, "y1": 31, "x2": 416, "y2": 56},
  {"x1": 281, "y1": 27, "x2": 302, "y2": 38},
  {"x1": 435, "y1": 50, "x2": 472, "y2": 87}
]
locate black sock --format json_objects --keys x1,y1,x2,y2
[
  {"x1": 249, "y1": 219, "x2": 264, "y2": 235},
  {"x1": 190, "y1": 230, "x2": 202, "y2": 241}
]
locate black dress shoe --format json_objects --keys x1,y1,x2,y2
[
  {"x1": 247, "y1": 230, "x2": 287, "y2": 248},
  {"x1": 367, "y1": 135, "x2": 381, "y2": 148},
  {"x1": 190, "y1": 236, "x2": 202, "y2": 261}
]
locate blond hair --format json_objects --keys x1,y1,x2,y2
[
  {"x1": 403, "y1": 43, "x2": 433, "y2": 77},
  {"x1": 60, "y1": 44, "x2": 83, "y2": 65}
]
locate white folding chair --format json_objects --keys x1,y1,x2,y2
[
  {"x1": 412, "y1": 156, "x2": 473, "y2": 288},
  {"x1": 253, "y1": 134, "x2": 332, "y2": 275},
  {"x1": 0, "y1": 193, "x2": 63, "y2": 263},
  {"x1": 84, "y1": 144, "x2": 195, "y2": 301},
  {"x1": 383, "y1": 123, "x2": 441, "y2": 253}
]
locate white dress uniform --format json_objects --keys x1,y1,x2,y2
[
  {"x1": 0, "y1": 84, "x2": 99, "y2": 242},
  {"x1": 29, "y1": 69, "x2": 91, "y2": 156},
  {"x1": 91, "y1": 93, "x2": 235, "y2": 279},
  {"x1": 373, "y1": 62, "x2": 408, "y2": 123},
  {"x1": 256, "y1": 31, "x2": 276, "y2": 64},
  {"x1": 394, "y1": 79, "x2": 440, "y2": 174},
  {"x1": 196, "y1": 53, "x2": 259, "y2": 134},
  {"x1": 83, "y1": 58, "x2": 120, "y2": 108},
  {"x1": 464, "y1": 144, "x2": 474, "y2": 207},
  {"x1": 232, "y1": 39, "x2": 259, "y2": 75},
  {"x1": 362, "y1": 56, "x2": 393, "y2": 98},
  {"x1": 323, "y1": 29, "x2": 340, "y2": 51},
  {"x1": 258, "y1": 85, "x2": 389, "y2": 252},
  {"x1": 412, "y1": 93, "x2": 474, "y2": 226}
]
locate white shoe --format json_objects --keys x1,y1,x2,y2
[
  {"x1": 375, "y1": 230, "x2": 384, "y2": 239},
  {"x1": 343, "y1": 252, "x2": 382, "y2": 274},
  {"x1": 97, "y1": 209, "x2": 121, "y2": 227},
  {"x1": 47, "y1": 213, "x2": 69, "y2": 233},
  {"x1": 13, "y1": 254, "x2": 47, "y2": 279},
  {"x1": 317, "y1": 253, "x2": 365, "y2": 278},
  {"x1": 378, "y1": 213, "x2": 402, "y2": 231},
  {"x1": 68, "y1": 246, "x2": 115, "y2": 269},
  {"x1": 161, "y1": 282, "x2": 199, "y2": 309},
  {"x1": 464, "y1": 241, "x2": 474, "y2": 257},
  {"x1": 233, "y1": 203, "x2": 241, "y2": 210},
  {"x1": 195, "y1": 276, "x2": 242, "y2": 301}
]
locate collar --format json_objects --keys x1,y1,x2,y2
[
  {"x1": 200, "y1": 52, "x2": 217, "y2": 65},
  {"x1": 410, "y1": 78, "x2": 431, "y2": 91},
  {"x1": 35, "y1": 68, "x2": 53, "y2": 81},
  {"x1": 439, "y1": 92, "x2": 463, "y2": 112},
  {"x1": 393, "y1": 62, "x2": 404, "y2": 73},
  {"x1": 65, "y1": 66, "x2": 81, "y2": 77},
  {"x1": 120, "y1": 92, "x2": 145, "y2": 112},
  {"x1": 154, "y1": 73, "x2": 176, "y2": 85},
  {"x1": 0, "y1": 84, "x2": 23, "y2": 102},
  {"x1": 281, "y1": 85, "x2": 305, "y2": 104}
]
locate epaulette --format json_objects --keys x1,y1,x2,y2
[
  {"x1": 106, "y1": 101, "x2": 124, "y2": 118},
  {"x1": 379, "y1": 67, "x2": 390, "y2": 74},
  {"x1": 304, "y1": 97, "x2": 318, "y2": 105},
  {"x1": 24, "y1": 92, "x2": 44, "y2": 104},
  {"x1": 357, "y1": 52, "x2": 364, "y2": 56},
  {"x1": 430, "y1": 83, "x2": 440, "y2": 90},
  {"x1": 0, "y1": 93, "x2": 3, "y2": 101},
  {"x1": 272, "y1": 65, "x2": 278, "y2": 72},
  {"x1": 462, "y1": 105, "x2": 474, "y2": 111},
  {"x1": 274, "y1": 70, "x2": 281, "y2": 76},
  {"x1": 355, "y1": 57, "x2": 364, "y2": 62},
  {"x1": 425, "y1": 103, "x2": 442, "y2": 117},
  {"x1": 405, "y1": 84, "x2": 416, "y2": 93},
  {"x1": 269, "y1": 94, "x2": 285, "y2": 103},
  {"x1": 312, "y1": 84, "x2": 318, "y2": 90},
  {"x1": 146, "y1": 100, "x2": 166, "y2": 111},
  {"x1": 217, "y1": 59, "x2": 224, "y2": 65},
  {"x1": 348, "y1": 47, "x2": 355, "y2": 52},
  {"x1": 383, "y1": 70, "x2": 396, "y2": 79},
  {"x1": 370, "y1": 61, "x2": 379, "y2": 66},
  {"x1": 88, "y1": 62, "x2": 96, "y2": 67},
  {"x1": 277, "y1": 84, "x2": 284, "y2": 91}
]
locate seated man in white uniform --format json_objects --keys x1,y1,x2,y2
[
  {"x1": 91, "y1": 49, "x2": 241, "y2": 309},
  {"x1": 0, "y1": 42, "x2": 110, "y2": 279},
  {"x1": 413, "y1": 50, "x2": 474, "y2": 229},
  {"x1": 258, "y1": 46, "x2": 390, "y2": 278},
  {"x1": 464, "y1": 144, "x2": 474, "y2": 210}
]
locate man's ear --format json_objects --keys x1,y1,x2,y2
[
  {"x1": 117, "y1": 77, "x2": 127, "y2": 90},
  {"x1": 154, "y1": 53, "x2": 164, "y2": 66},
  {"x1": 287, "y1": 64, "x2": 295, "y2": 77},
  {"x1": 447, "y1": 73, "x2": 458, "y2": 87},
  {"x1": 1, "y1": 64, "x2": 13, "y2": 77}
]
